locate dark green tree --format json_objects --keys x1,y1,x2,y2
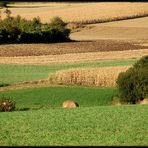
[{"x1": 117, "y1": 55, "x2": 148, "y2": 104}]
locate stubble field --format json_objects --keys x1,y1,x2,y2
[{"x1": 1, "y1": 2, "x2": 148, "y2": 24}]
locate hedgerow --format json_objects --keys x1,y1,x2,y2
[{"x1": 0, "y1": 9, "x2": 70, "y2": 43}]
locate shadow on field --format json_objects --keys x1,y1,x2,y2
[
  {"x1": 15, "y1": 105, "x2": 54, "y2": 112},
  {"x1": 16, "y1": 107, "x2": 30, "y2": 112},
  {"x1": 0, "y1": 39, "x2": 77, "y2": 45}
]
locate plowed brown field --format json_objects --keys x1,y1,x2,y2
[
  {"x1": 0, "y1": 49, "x2": 147, "y2": 65},
  {"x1": 0, "y1": 40, "x2": 148, "y2": 57}
]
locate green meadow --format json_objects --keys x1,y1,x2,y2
[
  {"x1": 0, "y1": 86, "x2": 117, "y2": 109},
  {"x1": 0, "y1": 58, "x2": 147, "y2": 146},
  {"x1": 0, "y1": 105, "x2": 147, "y2": 146}
]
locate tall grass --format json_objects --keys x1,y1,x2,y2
[{"x1": 48, "y1": 66, "x2": 130, "y2": 87}]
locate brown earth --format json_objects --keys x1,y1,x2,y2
[
  {"x1": 0, "y1": 79, "x2": 71, "y2": 91},
  {"x1": 0, "y1": 49, "x2": 147, "y2": 65},
  {"x1": 0, "y1": 40, "x2": 148, "y2": 57},
  {"x1": 0, "y1": 80, "x2": 51, "y2": 91}
]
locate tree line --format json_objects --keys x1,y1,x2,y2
[{"x1": 0, "y1": 9, "x2": 71, "y2": 43}]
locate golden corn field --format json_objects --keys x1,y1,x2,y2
[
  {"x1": 48, "y1": 66, "x2": 130, "y2": 87},
  {"x1": 1, "y1": 2, "x2": 148, "y2": 24}
]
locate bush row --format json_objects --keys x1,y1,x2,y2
[{"x1": 0, "y1": 10, "x2": 71, "y2": 43}]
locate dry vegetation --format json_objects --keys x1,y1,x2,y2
[
  {"x1": 0, "y1": 40, "x2": 147, "y2": 57},
  {"x1": 48, "y1": 66, "x2": 130, "y2": 87},
  {"x1": 1, "y1": 2, "x2": 148, "y2": 24},
  {"x1": 0, "y1": 66, "x2": 130, "y2": 91}
]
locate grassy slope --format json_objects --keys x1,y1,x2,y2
[
  {"x1": 0, "y1": 105, "x2": 148, "y2": 146},
  {"x1": 0, "y1": 59, "x2": 136, "y2": 85},
  {"x1": 0, "y1": 86, "x2": 117, "y2": 109}
]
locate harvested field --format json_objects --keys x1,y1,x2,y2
[
  {"x1": 70, "y1": 17, "x2": 148, "y2": 40},
  {"x1": 92, "y1": 16, "x2": 148, "y2": 28},
  {"x1": 48, "y1": 66, "x2": 130, "y2": 87},
  {"x1": 0, "y1": 49, "x2": 147, "y2": 65},
  {"x1": 1, "y1": 2, "x2": 148, "y2": 24},
  {"x1": 71, "y1": 26, "x2": 148, "y2": 40},
  {"x1": 0, "y1": 40, "x2": 148, "y2": 57}
]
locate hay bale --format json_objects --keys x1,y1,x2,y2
[{"x1": 62, "y1": 100, "x2": 79, "y2": 108}]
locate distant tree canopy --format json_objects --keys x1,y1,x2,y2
[{"x1": 0, "y1": 10, "x2": 71, "y2": 43}]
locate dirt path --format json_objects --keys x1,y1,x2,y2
[{"x1": 0, "y1": 80, "x2": 50, "y2": 91}]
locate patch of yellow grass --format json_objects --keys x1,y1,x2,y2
[
  {"x1": 48, "y1": 66, "x2": 130, "y2": 87},
  {"x1": 1, "y1": 2, "x2": 148, "y2": 24}
]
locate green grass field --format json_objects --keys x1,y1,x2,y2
[
  {"x1": 0, "y1": 105, "x2": 147, "y2": 146},
  {"x1": 0, "y1": 59, "x2": 136, "y2": 85},
  {"x1": 0, "y1": 86, "x2": 117, "y2": 109},
  {"x1": 1, "y1": 57, "x2": 147, "y2": 146}
]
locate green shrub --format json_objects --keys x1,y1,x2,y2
[
  {"x1": 0, "y1": 97, "x2": 15, "y2": 112},
  {"x1": 117, "y1": 56, "x2": 148, "y2": 104},
  {"x1": 0, "y1": 83, "x2": 9, "y2": 87}
]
